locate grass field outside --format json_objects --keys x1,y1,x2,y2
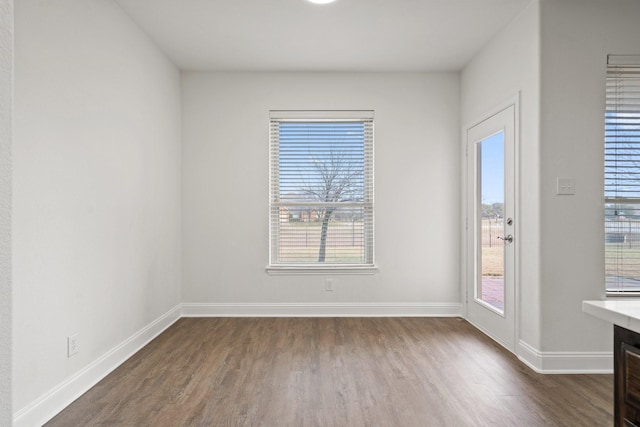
[
  {"x1": 277, "y1": 220, "x2": 365, "y2": 263},
  {"x1": 275, "y1": 217, "x2": 508, "y2": 269},
  {"x1": 605, "y1": 219, "x2": 640, "y2": 289},
  {"x1": 606, "y1": 243, "x2": 640, "y2": 285},
  {"x1": 480, "y1": 219, "x2": 505, "y2": 309},
  {"x1": 481, "y1": 218, "x2": 504, "y2": 277}
]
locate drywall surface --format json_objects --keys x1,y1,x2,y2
[
  {"x1": 182, "y1": 72, "x2": 460, "y2": 305},
  {"x1": 13, "y1": 0, "x2": 181, "y2": 412},
  {"x1": 539, "y1": 0, "x2": 640, "y2": 351},
  {"x1": 0, "y1": 0, "x2": 12, "y2": 424},
  {"x1": 461, "y1": 1, "x2": 542, "y2": 348}
]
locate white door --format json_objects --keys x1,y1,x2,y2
[{"x1": 465, "y1": 104, "x2": 516, "y2": 352}]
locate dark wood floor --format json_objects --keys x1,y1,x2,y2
[{"x1": 46, "y1": 317, "x2": 613, "y2": 426}]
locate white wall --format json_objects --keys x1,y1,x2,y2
[
  {"x1": 182, "y1": 72, "x2": 460, "y2": 309},
  {"x1": 462, "y1": 0, "x2": 640, "y2": 364},
  {"x1": 14, "y1": 1, "x2": 635, "y2": 423},
  {"x1": 539, "y1": 0, "x2": 640, "y2": 352},
  {"x1": 461, "y1": 1, "x2": 542, "y2": 349},
  {"x1": 0, "y1": 0, "x2": 13, "y2": 424},
  {"x1": 13, "y1": 0, "x2": 182, "y2": 417}
]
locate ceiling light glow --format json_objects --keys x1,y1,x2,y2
[{"x1": 307, "y1": 0, "x2": 337, "y2": 4}]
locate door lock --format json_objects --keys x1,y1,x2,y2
[{"x1": 497, "y1": 234, "x2": 513, "y2": 243}]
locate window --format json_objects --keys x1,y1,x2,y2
[
  {"x1": 605, "y1": 55, "x2": 640, "y2": 293},
  {"x1": 268, "y1": 111, "x2": 375, "y2": 273}
]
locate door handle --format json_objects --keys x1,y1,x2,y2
[{"x1": 497, "y1": 234, "x2": 513, "y2": 243}]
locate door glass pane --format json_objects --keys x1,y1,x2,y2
[{"x1": 478, "y1": 132, "x2": 505, "y2": 312}]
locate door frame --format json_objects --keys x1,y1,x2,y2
[{"x1": 462, "y1": 95, "x2": 520, "y2": 354}]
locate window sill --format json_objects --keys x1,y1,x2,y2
[
  {"x1": 606, "y1": 292, "x2": 640, "y2": 298},
  {"x1": 265, "y1": 265, "x2": 379, "y2": 276}
]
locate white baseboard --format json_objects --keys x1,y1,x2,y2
[
  {"x1": 181, "y1": 302, "x2": 463, "y2": 317},
  {"x1": 13, "y1": 304, "x2": 182, "y2": 427},
  {"x1": 517, "y1": 340, "x2": 613, "y2": 374}
]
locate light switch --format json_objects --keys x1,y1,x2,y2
[{"x1": 557, "y1": 177, "x2": 576, "y2": 195}]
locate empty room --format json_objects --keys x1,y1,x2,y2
[{"x1": 3, "y1": 0, "x2": 640, "y2": 425}]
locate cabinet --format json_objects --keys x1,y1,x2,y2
[{"x1": 615, "y1": 325, "x2": 640, "y2": 426}]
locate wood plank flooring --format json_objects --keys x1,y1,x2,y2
[{"x1": 45, "y1": 318, "x2": 613, "y2": 426}]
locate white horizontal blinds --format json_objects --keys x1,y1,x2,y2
[
  {"x1": 269, "y1": 111, "x2": 374, "y2": 265},
  {"x1": 269, "y1": 119, "x2": 281, "y2": 264},
  {"x1": 605, "y1": 55, "x2": 640, "y2": 292}
]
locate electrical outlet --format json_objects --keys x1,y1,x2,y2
[
  {"x1": 325, "y1": 279, "x2": 334, "y2": 292},
  {"x1": 68, "y1": 334, "x2": 79, "y2": 357}
]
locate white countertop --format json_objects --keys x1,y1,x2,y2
[{"x1": 583, "y1": 300, "x2": 640, "y2": 333}]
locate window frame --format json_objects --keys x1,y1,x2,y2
[
  {"x1": 605, "y1": 55, "x2": 640, "y2": 295},
  {"x1": 266, "y1": 110, "x2": 377, "y2": 275}
]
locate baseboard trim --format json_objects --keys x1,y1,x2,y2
[
  {"x1": 181, "y1": 302, "x2": 463, "y2": 317},
  {"x1": 13, "y1": 304, "x2": 182, "y2": 427},
  {"x1": 517, "y1": 340, "x2": 613, "y2": 374}
]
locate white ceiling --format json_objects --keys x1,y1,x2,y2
[{"x1": 114, "y1": 0, "x2": 531, "y2": 72}]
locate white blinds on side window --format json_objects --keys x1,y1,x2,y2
[{"x1": 605, "y1": 55, "x2": 640, "y2": 292}]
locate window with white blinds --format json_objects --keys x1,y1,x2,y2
[
  {"x1": 269, "y1": 111, "x2": 374, "y2": 269},
  {"x1": 605, "y1": 55, "x2": 640, "y2": 293}
]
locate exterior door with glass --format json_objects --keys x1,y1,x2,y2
[{"x1": 465, "y1": 104, "x2": 516, "y2": 352}]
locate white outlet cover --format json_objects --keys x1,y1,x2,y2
[
  {"x1": 557, "y1": 177, "x2": 576, "y2": 195},
  {"x1": 68, "y1": 334, "x2": 79, "y2": 357},
  {"x1": 325, "y1": 279, "x2": 334, "y2": 291}
]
